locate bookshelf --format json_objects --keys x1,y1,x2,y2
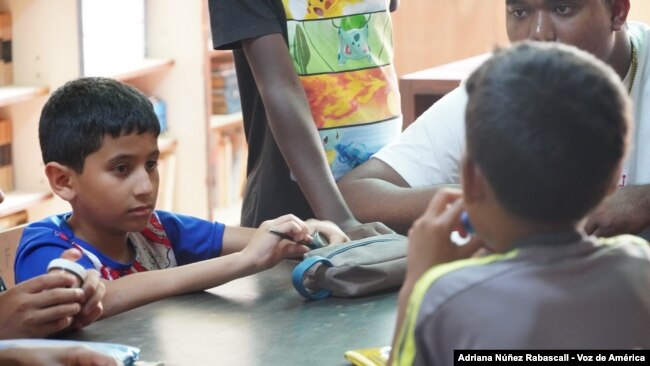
[
  {"x1": 0, "y1": 86, "x2": 48, "y2": 107},
  {"x1": 207, "y1": 47, "x2": 246, "y2": 224},
  {"x1": 0, "y1": 0, "x2": 219, "y2": 229}
]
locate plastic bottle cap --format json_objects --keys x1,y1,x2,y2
[{"x1": 47, "y1": 258, "x2": 87, "y2": 284}]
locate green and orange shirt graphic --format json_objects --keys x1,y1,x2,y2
[{"x1": 282, "y1": 0, "x2": 402, "y2": 180}]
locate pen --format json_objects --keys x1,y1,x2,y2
[{"x1": 268, "y1": 228, "x2": 328, "y2": 250}]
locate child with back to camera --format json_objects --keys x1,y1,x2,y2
[
  {"x1": 14, "y1": 77, "x2": 348, "y2": 319},
  {"x1": 391, "y1": 41, "x2": 650, "y2": 365}
]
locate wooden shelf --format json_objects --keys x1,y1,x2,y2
[
  {"x1": 158, "y1": 136, "x2": 177, "y2": 156},
  {"x1": 84, "y1": 58, "x2": 175, "y2": 82},
  {"x1": 0, "y1": 86, "x2": 49, "y2": 108},
  {"x1": 209, "y1": 49, "x2": 234, "y2": 62},
  {"x1": 0, "y1": 191, "x2": 53, "y2": 217},
  {"x1": 210, "y1": 112, "x2": 243, "y2": 131}
]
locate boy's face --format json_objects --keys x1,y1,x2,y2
[
  {"x1": 71, "y1": 132, "x2": 160, "y2": 235},
  {"x1": 506, "y1": 0, "x2": 618, "y2": 65}
]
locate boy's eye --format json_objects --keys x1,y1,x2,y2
[
  {"x1": 555, "y1": 5, "x2": 573, "y2": 15},
  {"x1": 113, "y1": 164, "x2": 129, "y2": 174},
  {"x1": 146, "y1": 160, "x2": 158, "y2": 171},
  {"x1": 508, "y1": 7, "x2": 528, "y2": 18}
]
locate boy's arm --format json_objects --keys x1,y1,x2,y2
[
  {"x1": 390, "y1": 0, "x2": 399, "y2": 12},
  {"x1": 241, "y1": 33, "x2": 391, "y2": 239},
  {"x1": 584, "y1": 185, "x2": 650, "y2": 236},
  {"x1": 389, "y1": 189, "x2": 482, "y2": 365},
  {"x1": 338, "y1": 158, "x2": 456, "y2": 234},
  {"x1": 221, "y1": 226, "x2": 256, "y2": 255},
  {"x1": 100, "y1": 215, "x2": 311, "y2": 318},
  {"x1": 0, "y1": 346, "x2": 120, "y2": 366},
  {"x1": 220, "y1": 219, "x2": 348, "y2": 256}
]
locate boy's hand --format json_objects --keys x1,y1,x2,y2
[
  {"x1": 59, "y1": 248, "x2": 105, "y2": 330},
  {"x1": 304, "y1": 219, "x2": 349, "y2": 245},
  {"x1": 405, "y1": 188, "x2": 483, "y2": 288},
  {"x1": 0, "y1": 273, "x2": 83, "y2": 339},
  {"x1": 242, "y1": 214, "x2": 312, "y2": 271},
  {"x1": 71, "y1": 269, "x2": 105, "y2": 330}
]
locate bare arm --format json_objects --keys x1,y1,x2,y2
[
  {"x1": 389, "y1": 190, "x2": 482, "y2": 365},
  {"x1": 338, "y1": 158, "x2": 457, "y2": 234},
  {"x1": 241, "y1": 34, "x2": 392, "y2": 238},
  {"x1": 100, "y1": 215, "x2": 311, "y2": 318},
  {"x1": 0, "y1": 347, "x2": 121, "y2": 366},
  {"x1": 584, "y1": 184, "x2": 650, "y2": 236}
]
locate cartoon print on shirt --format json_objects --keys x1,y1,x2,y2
[
  {"x1": 306, "y1": 0, "x2": 364, "y2": 19},
  {"x1": 321, "y1": 129, "x2": 343, "y2": 164},
  {"x1": 335, "y1": 141, "x2": 371, "y2": 169},
  {"x1": 334, "y1": 15, "x2": 372, "y2": 65}
]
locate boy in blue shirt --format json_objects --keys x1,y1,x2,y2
[
  {"x1": 16, "y1": 77, "x2": 347, "y2": 319},
  {"x1": 391, "y1": 41, "x2": 650, "y2": 365}
]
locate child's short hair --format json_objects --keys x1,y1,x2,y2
[
  {"x1": 39, "y1": 77, "x2": 160, "y2": 173},
  {"x1": 465, "y1": 41, "x2": 630, "y2": 223}
]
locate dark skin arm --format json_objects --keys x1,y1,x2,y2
[
  {"x1": 241, "y1": 34, "x2": 392, "y2": 238},
  {"x1": 390, "y1": 0, "x2": 399, "y2": 12},
  {"x1": 585, "y1": 185, "x2": 650, "y2": 237},
  {"x1": 338, "y1": 157, "x2": 458, "y2": 234}
]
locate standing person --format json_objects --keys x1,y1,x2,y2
[
  {"x1": 208, "y1": 0, "x2": 401, "y2": 238},
  {"x1": 339, "y1": 0, "x2": 650, "y2": 237},
  {"x1": 392, "y1": 41, "x2": 650, "y2": 365}
]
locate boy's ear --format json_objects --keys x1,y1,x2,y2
[
  {"x1": 461, "y1": 156, "x2": 487, "y2": 204},
  {"x1": 44, "y1": 162, "x2": 77, "y2": 202},
  {"x1": 610, "y1": 0, "x2": 630, "y2": 31}
]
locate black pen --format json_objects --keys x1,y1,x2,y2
[{"x1": 268, "y1": 228, "x2": 328, "y2": 250}]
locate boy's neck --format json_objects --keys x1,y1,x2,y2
[
  {"x1": 488, "y1": 217, "x2": 580, "y2": 253},
  {"x1": 66, "y1": 215, "x2": 135, "y2": 264}
]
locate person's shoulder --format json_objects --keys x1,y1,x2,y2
[
  {"x1": 402, "y1": 86, "x2": 468, "y2": 136},
  {"x1": 628, "y1": 21, "x2": 650, "y2": 35},
  {"x1": 22, "y1": 213, "x2": 71, "y2": 242}
]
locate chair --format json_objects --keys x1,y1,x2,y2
[{"x1": 0, "y1": 224, "x2": 25, "y2": 287}]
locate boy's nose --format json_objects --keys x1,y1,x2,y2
[
  {"x1": 133, "y1": 169, "x2": 155, "y2": 196},
  {"x1": 529, "y1": 13, "x2": 556, "y2": 42}
]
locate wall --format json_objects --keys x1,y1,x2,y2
[{"x1": 392, "y1": 0, "x2": 650, "y2": 76}]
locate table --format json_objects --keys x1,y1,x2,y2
[
  {"x1": 399, "y1": 54, "x2": 490, "y2": 128},
  {"x1": 66, "y1": 261, "x2": 398, "y2": 366}
]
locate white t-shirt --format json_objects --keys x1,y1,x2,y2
[{"x1": 374, "y1": 21, "x2": 650, "y2": 188}]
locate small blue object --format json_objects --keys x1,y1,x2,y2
[{"x1": 460, "y1": 211, "x2": 475, "y2": 235}]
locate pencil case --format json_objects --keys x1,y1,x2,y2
[{"x1": 291, "y1": 233, "x2": 407, "y2": 300}]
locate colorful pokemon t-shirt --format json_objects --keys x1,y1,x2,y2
[{"x1": 283, "y1": 0, "x2": 402, "y2": 180}]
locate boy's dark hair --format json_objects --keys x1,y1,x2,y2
[
  {"x1": 465, "y1": 41, "x2": 630, "y2": 223},
  {"x1": 39, "y1": 77, "x2": 160, "y2": 173}
]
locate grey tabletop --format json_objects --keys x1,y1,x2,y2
[{"x1": 66, "y1": 260, "x2": 398, "y2": 366}]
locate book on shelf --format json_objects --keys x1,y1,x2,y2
[
  {"x1": 211, "y1": 59, "x2": 242, "y2": 114},
  {"x1": 211, "y1": 67, "x2": 237, "y2": 89},
  {"x1": 0, "y1": 119, "x2": 13, "y2": 192},
  {"x1": 212, "y1": 88, "x2": 241, "y2": 114},
  {"x1": 0, "y1": 11, "x2": 12, "y2": 86}
]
